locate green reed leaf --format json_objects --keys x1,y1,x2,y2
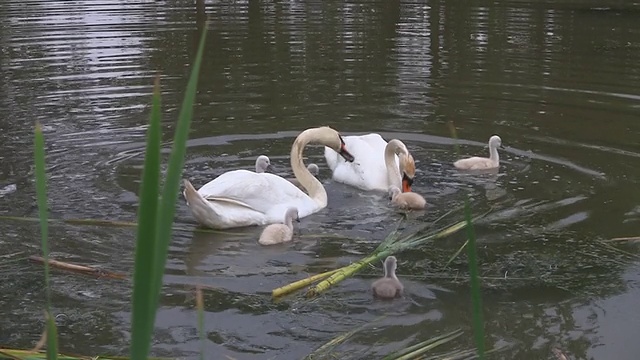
[
  {"x1": 448, "y1": 120, "x2": 486, "y2": 358},
  {"x1": 129, "y1": 19, "x2": 209, "y2": 360},
  {"x1": 147, "y1": 19, "x2": 208, "y2": 321},
  {"x1": 464, "y1": 198, "x2": 485, "y2": 357},
  {"x1": 33, "y1": 122, "x2": 58, "y2": 360},
  {"x1": 130, "y1": 76, "x2": 162, "y2": 360}
]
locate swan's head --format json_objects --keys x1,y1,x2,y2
[
  {"x1": 307, "y1": 163, "x2": 320, "y2": 176},
  {"x1": 321, "y1": 127, "x2": 355, "y2": 162},
  {"x1": 489, "y1": 135, "x2": 503, "y2": 149},
  {"x1": 399, "y1": 153, "x2": 416, "y2": 192},
  {"x1": 383, "y1": 256, "x2": 398, "y2": 277},
  {"x1": 297, "y1": 126, "x2": 354, "y2": 162},
  {"x1": 388, "y1": 185, "x2": 401, "y2": 200},
  {"x1": 337, "y1": 135, "x2": 355, "y2": 162},
  {"x1": 285, "y1": 207, "x2": 300, "y2": 223},
  {"x1": 255, "y1": 155, "x2": 272, "y2": 173}
]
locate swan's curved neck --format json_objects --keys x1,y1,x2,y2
[
  {"x1": 384, "y1": 260, "x2": 397, "y2": 279},
  {"x1": 290, "y1": 129, "x2": 327, "y2": 207},
  {"x1": 285, "y1": 215, "x2": 294, "y2": 230},
  {"x1": 489, "y1": 143, "x2": 499, "y2": 163},
  {"x1": 384, "y1": 139, "x2": 408, "y2": 189}
]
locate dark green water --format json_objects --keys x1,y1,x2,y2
[{"x1": 1, "y1": 0, "x2": 639, "y2": 359}]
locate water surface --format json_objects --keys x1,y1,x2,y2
[{"x1": 1, "y1": 0, "x2": 639, "y2": 359}]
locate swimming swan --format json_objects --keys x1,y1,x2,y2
[
  {"x1": 258, "y1": 207, "x2": 299, "y2": 245},
  {"x1": 454, "y1": 135, "x2": 503, "y2": 170},
  {"x1": 183, "y1": 127, "x2": 355, "y2": 229},
  {"x1": 324, "y1": 134, "x2": 414, "y2": 192},
  {"x1": 371, "y1": 256, "x2": 403, "y2": 299}
]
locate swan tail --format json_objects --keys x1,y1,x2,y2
[{"x1": 183, "y1": 179, "x2": 204, "y2": 206}]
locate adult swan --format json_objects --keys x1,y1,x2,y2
[
  {"x1": 324, "y1": 133, "x2": 414, "y2": 192},
  {"x1": 183, "y1": 127, "x2": 355, "y2": 229}
]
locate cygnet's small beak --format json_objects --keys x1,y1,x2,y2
[
  {"x1": 499, "y1": 144, "x2": 505, "y2": 149},
  {"x1": 295, "y1": 216, "x2": 301, "y2": 223}
]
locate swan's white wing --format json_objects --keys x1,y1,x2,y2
[
  {"x1": 324, "y1": 134, "x2": 397, "y2": 191},
  {"x1": 197, "y1": 170, "x2": 317, "y2": 217},
  {"x1": 325, "y1": 134, "x2": 385, "y2": 171}
]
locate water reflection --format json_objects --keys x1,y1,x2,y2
[{"x1": 0, "y1": 0, "x2": 639, "y2": 359}]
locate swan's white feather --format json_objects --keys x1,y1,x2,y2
[
  {"x1": 324, "y1": 134, "x2": 399, "y2": 191},
  {"x1": 199, "y1": 170, "x2": 316, "y2": 216},
  {"x1": 453, "y1": 157, "x2": 496, "y2": 170},
  {"x1": 258, "y1": 224, "x2": 293, "y2": 245}
]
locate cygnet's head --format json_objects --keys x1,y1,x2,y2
[
  {"x1": 285, "y1": 207, "x2": 300, "y2": 223},
  {"x1": 383, "y1": 256, "x2": 398, "y2": 276},
  {"x1": 399, "y1": 153, "x2": 416, "y2": 192},
  {"x1": 388, "y1": 185, "x2": 401, "y2": 200},
  {"x1": 489, "y1": 135, "x2": 503, "y2": 149},
  {"x1": 255, "y1": 155, "x2": 272, "y2": 173},
  {"x1": 307, "y1": 163, "x2": 319, "y2": 176}
]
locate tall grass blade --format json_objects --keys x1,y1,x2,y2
[
  {"x1": 129, "y1": 20, "x2": 209, "y2": 360},
  {"x1": 148, "y1": 16, "x2": 209, "y2": 334},
  {"x1": 130, "y1": 76, "x2": 163, "y2": 359},
  {"x1": 464, "y1": 200, "x2": 485, "y2": 357},
  {"x1": 33, "y1": 122, "x2": 58, "y2": 360},
  {"x1": 448, "y1": 121, "x2": 485, "y2": 358}
]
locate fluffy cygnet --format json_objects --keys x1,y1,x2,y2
[
  {"x1": 371, "y1": 256, "x2": 403, "y2": 299},
  {"x1": 258, "y1": 207, "x2": 300, "y2": 245},
  {"x1": 453, "y1": 135, "x2": 503, "y2": 170},
  {"x1": 289, "y1": 163, "x2": 319, "y2": 188},
  {"x1": 255, "y1": 155, "x2": 272, "y2": 173},
  {"x1": 388, "y1": 185, "x2": 426, "y2": 210}
]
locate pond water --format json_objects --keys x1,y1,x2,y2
[{"x1": 1, "y1": 0, "x2": 639, "y2": 359}]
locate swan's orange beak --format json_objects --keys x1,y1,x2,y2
[{"x1": 402, "y1": 174, "x2": 413, "y2": 193}]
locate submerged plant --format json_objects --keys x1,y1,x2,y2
[{"x1": 271, "y1": 207, "x2": 487, "y2": 299}]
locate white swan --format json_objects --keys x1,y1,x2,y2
[
  {"x1": 254, "y1": 155, "x2": 272, "y2": 173},
  {"x1": 183, "y1": 126, "x2": 355, "y2": 229},
  {"x1": 258, "y1": 207, "x2": 299, "y2": 245},
  {"x1": 454, "y1": 135, "x2": 503, "y2": 170},
  {"x1": 324, "y1": 134, "x2": 414, "y2": 192}
]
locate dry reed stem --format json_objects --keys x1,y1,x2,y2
[
  {"x1": 28, "y1": 256, "x2": 127, "y2": 280},
  {"x1": 604, "y1": 236, "x2": 640, "y2": 242},
  {"x1": 31, "y1": 311, "x2": 49, "y2": 352}
]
